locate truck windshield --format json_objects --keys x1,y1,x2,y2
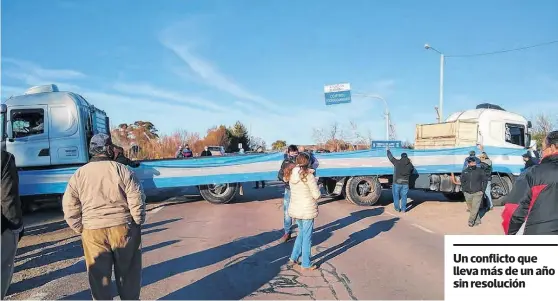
[{"x1": 505, "y1": 123, "x2": 526, "y2": 147}]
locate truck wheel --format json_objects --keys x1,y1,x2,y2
[
  {"x1": 344, "y1": 176, "x2": 382, "y2": 206},
  {"x1": 443, "y1": 192, "x2": 464, "y2": 201},
  {"x1": 491, "y1": 175, "x2": 513, "y2": 204},
  {"x1": 199, "y1": 183, "x2": 239, "y2": 204}
]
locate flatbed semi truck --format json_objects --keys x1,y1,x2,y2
[{"x1": 1, "y1": 85, "x2": 535, "y2": 208}]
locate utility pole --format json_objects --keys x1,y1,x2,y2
[{"x1": 425, "y1": 44, "x2": 445, "y2": 123}]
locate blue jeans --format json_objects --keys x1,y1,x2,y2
[
  {"x1": 485, "y1": 180, "x2": 493, "y2": 208},
  {"x1": 290, "y1": 219, "x2": 314, "y2": 268},
  {"x1": 392, "y1": 183, "x2": 409, "y2": 212},
  {"x1": 283, "y1": 189, "x2": 292, "y2": 234}
]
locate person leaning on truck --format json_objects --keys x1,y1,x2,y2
[
  {"x1": 502, "y1": 130, "x2": 558, "y2": 235},
  {"x1": 62, "y1": 133, "x2": 146, "y2": 300},
  {"x1": 1, "y1": 150, "x2": 24, "y2": 299},
  {"x1": 386, "y1": 148, "x2": 415, "y2": 213},
  {"x1": 277, "y1": 144, "x2": 299, "y2": 243},
  {"x1": 456, "y1": 157, "x2": 489, "y2": 227}
]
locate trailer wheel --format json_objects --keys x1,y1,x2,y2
[
  {"x1": 491, "y1": 175, "x2": 513, "y2": 205},
  {"x1": 344, "y1": 176, "x2": 382, "y2": 206},
  {"x1": 199, "y1": 183, "x2": 239, "y2": 204},
  {"x1": 443, "y1": 192, "x2": 464, "y2": 201}
]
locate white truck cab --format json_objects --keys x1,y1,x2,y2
[
  {"x1": 1, "y1": 84, "x2": 110, "y2": 168},
  {"x1": 415, "y1": 103, "x2": 538, "y2": 158}
]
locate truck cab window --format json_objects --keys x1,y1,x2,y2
[
  {"x1": 11, "y1": 109, "x2": 45, "y2": 138},
  {"x1": 505, "y1": 123, "x2": 525, "y2": 147}
]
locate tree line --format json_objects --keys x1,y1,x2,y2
[
  {"x1": 110, "y1": 120, "x2": 267, "y2": 159},
  {"x1": 110, "y1": 113, "x2": 556, "y2": 159}
]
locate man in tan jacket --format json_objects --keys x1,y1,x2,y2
[{"x1": 62, "y1": 133, "x2": 146, "y2": 300}]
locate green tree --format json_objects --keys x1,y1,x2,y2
[
  {"x1": 271, "y1": 140, "x2": 287, "y2": 150},
  {"x1": 226, "y1": 121, "x2": 251, "y2": 152}
]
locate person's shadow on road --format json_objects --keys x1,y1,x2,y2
[
  {"x1": 312, "y1": 217, "x2": 399, "y2": 266},
  {"x1": 63, "y1": 207, "x2": 393, "y2": 300},
  {"x1": 158, "y1": 208, "x2": 389, "y2": 300}
]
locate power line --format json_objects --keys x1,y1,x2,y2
[{"x1": 446, "y1": 40, "x2": 558, "y2": 58}]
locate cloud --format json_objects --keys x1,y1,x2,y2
[
  {"x1": 159, "y1": 23, "x2": 284, "y2": 113},
  {"x1": 3, "y1": 58, "x2": 85, "y2": 81},
  {"x1": 112, "y1": 82, "x2": 230, "y2": 113}
]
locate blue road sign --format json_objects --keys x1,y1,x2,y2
[
  {"x1": 324, "y1": 83, "x2": 351, "y2": 106},
  {"x1": 371, "y1": 140, "x2": 402, "y2": 148},
  {"x1": 325, "y1": 90, "x2": 352, "y2": 105}
]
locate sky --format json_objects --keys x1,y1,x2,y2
[{"x1": 1, "y1": 0, "x2": 557, "y2": 146}]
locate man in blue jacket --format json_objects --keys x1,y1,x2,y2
[{"x1": 463, "y1": 150, "x2": 481, "y2": 169}]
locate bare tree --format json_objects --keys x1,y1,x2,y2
[
  {"x1": 348, "y1": 120, "x2": 371, "y2": 149},
  {"x1": 531, "y1": 113, "x2": 557, "y2": 149},
  {"x1": 312, "y1": 128, "x2": 326, "y2": 146},
  {"x1": 534, "y1": 113, "x2": 555, "y2": 134}
]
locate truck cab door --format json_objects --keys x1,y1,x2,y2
[{"x1": 6, "y1": 105, "x2": 51, "y2": 167}]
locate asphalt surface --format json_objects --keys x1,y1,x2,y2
[{"x1": 5, "y1": 182, "x2": 505, "y2": 300}]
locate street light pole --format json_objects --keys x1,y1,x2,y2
[
  {"x1": 439, "y1": 53, "x2": 445, "y2": 123},
  {"x1": 353, "y1": 93, "x2": 390, "y2": 140},
  {"x1": 424, "y1": 44, "x2": 445, "y2": 123}
]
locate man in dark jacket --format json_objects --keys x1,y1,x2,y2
[
  {"x1": 521, "y1": 152, "x2": 538, "y2": 171},
  {"x1": 1, "y1": 150, "x2": 23, "y2": 298},
  {"x1": 277, "y1": 144, "x2": 298, "y2": 242},
  {"x1": 459, "y1": 157, "x2": 489, "y2": 227},
  {"x1": 387, "y1": 149, "x2": 415, "y2": 213},
  {"x1": 113, "y1": 146, "x2": 140, "y2": 168},
  {"x1": 478, "y1": 150, "x2": 493, "y2": 210},
  {"x1": 200, "y1": 146, "x2": 212, "y2": 157},
  {"x1": 502, "y1": 131, "x2": 558, "y2": 235}
]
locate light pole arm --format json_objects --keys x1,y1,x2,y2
[{"x1": 353, "y1": 93, "x2": 390, "y2": 140}]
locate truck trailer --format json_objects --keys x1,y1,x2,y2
[{"x1": 1, "y1": 85, "x2": 535, "y2": 208}]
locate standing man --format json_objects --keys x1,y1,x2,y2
[
  {"x1": 463, "y1": 150, "x2": 481, "y2": 168},
  {"x1": 277, "y1": 144, "x2": 298, "y2": 242},
  {"x1": 62, "y1": 134, "x2": 146, "y2": 300},
  {"x1": 183, "y1": 144, "x2": 193, "y2": 158},
  {"x1": 456, "y1": 157, "x2": 489, "y2": 227},
  {"x1": 113, "y1": 146, "x2": 140, "y2": 168},
  {"x1": 478, "y1": 149, "x2": 493, "y2": 210},
  {"x1": 175, "y1": 145, "x2": 185, "y2": 158},
  {"x1": 521, "y1": 152, "x2": 538, "y2": 172},
  {"x1": 1, "y1": 150, "x2": 23, "y2": 299},
  {"x1": 502, "y1": 131, "x2": 558, "y2": 235},
  {"x1": 387, "y1": 148, "x2": 415, "y2": 213},
  {"x1": 200, "y1": 146, "x2": 212, "y2": 157}
]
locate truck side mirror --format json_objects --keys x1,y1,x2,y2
[{"x1": 527, "y1": 121, "x2": 532, "y2": 128}]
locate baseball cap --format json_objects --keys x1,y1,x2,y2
[
  {"x1": 467, "y1": 156, "x2": 477, "y2": 163},
  {"x1": 89, "y1": 133, "x2": 113, "y2": 156},
  {"x1": 469, "y1": 150, "x2": 476, "y2": 156}
]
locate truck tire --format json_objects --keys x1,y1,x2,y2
[
  {"x1": 344, "y1": 176, "x2": 382, "y2": 206},
  {"x1": 443, "y1": 192, "x2": 464, "y2": 201},
  {"x1": 199, "y1": 183, "x2": 239, "y2": 204},
  {"x1": 491, "y1": 175, "x2": 513, "y2": 206}
]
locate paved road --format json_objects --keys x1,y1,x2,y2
[{"x1": 6, "y1": 183, "x2": 505, "y2": 300}]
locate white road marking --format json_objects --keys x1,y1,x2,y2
[
  {"x1": 385, "y1": 211, "x2": 398, "y2": 217},
  {"x1": 412, "y1": 223, "x2": 435, "y2": 234},
  {"x1": 149, "y1": 206, "x2": 163, "y2": 215}
]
